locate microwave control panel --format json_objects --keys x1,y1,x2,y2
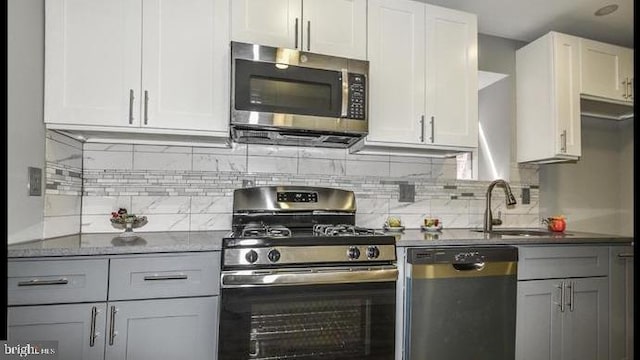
[{"x1": 347, "y1": 74, "x2": 366, "y2": 120}]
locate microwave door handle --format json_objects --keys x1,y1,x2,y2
[{"x1": 341, "y1": 69, "x2": 349, "y2": 117}]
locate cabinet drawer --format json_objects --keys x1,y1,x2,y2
[
  {"x1": 517, "y1": 246, "x2": 609, "y2": 280},
  {"x1": 108, "y1": 252, "x2": 220, "y2": 300},
  {"x1": 8, "y1": 259, "x2": 109, "y2": 305}
]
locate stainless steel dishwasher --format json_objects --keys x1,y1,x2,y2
[{"x1": 405, "y1": 246, "x2": 518, "y2": 360}]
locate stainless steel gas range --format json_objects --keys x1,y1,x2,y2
[{"x1": 218, "y1": 186, "x2": 397, "y2": 360}]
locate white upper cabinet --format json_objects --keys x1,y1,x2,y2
[
  {"x1": 580, "y1": 38, "x2": 634, "y2": 104},
  {"x1": 45, "y1": 0, "x2": 141, "y2": 128},
  {"x1": 366, "y1": 0, "x2": 425, "y2": 144},
  {"x1": 231, "y1": 0, "x2": 367, "y2": 59},
  {"x1": 45, "y1": 0, "x2": 229, "y2": 138},
  {"x1": 425, "y1": 5, "x2": 478, "y2": 148},
  {"x1": 355, "y1": 0, "x2": 477, "y2": 155},
  {"x1": 516, "y1": 32, "x2": 582, "y2": 164}
]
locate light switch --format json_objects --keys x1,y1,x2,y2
[
  {"x1": 521, "y1": 188, "x2": 530, "y2": 205},
  {"x1": 28, "y1": 167, "x2": 42, "y2": 196},
  {"x1": 399, "y1": 184, "x2": 415, "y2": 202}
]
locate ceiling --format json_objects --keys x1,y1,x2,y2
[{"x1": 421, "y1": 0, "x2": 634, "y2": 47}]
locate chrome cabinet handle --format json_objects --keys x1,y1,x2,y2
[
  {"x1": 89, "y1": 306, "x2": 98, "y2": 347},
  {"x1": 622, "y1": 79, "x2": 628, "y2": 99},
  {"x1": 430, "y1": 116, "x2": 435, "y2": 143},
  {"x1": 628, "y1": 78, "x2": 633, "y2": 100},
  {"x1": 143, "y1": 274, "x2": 188, "y2": 281},
  {"x1": 144, "y1": 90, "x2": 149, "y2": 125},
  {"x1": 419, "y1": 116, "x2": 425, "y2": 142},
  {"x1": 18, "y1": 278, "x2": 68, "y2": 286},
  {"x1": 109, "y1": 306, "x2": 117, "y2": 346},
  {"x1": 307, "y1": 21, "x2": 311, "y2": 51},
  {"x1": 566, "y1": 281, "x2": 575, "y2": 312},
  {"x1": 560, "y1": 130, "x2": 567, "y2": 153},
  {"x1": 129, "y1": 89, "x2": 135, "y2": 124},
  {"x1": 555, "y1": 282, "x2": 566, "y2": 312},
  {"x1": 618, "y1": 253, "x2": 634, "y2": 258},
  {"x1": 294, "y1": 18, "x2": 299, "y2": 49}
]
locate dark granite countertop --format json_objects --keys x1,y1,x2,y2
[
  {"x1": 390, "y1": 228, "x2": 633, "y2": 247},
  {"x1": 7, "y1": 231, "x2": 229, "y2": 258},
  {"x1": 7, "y1": 228, "x2": 632, "y2": 258}
]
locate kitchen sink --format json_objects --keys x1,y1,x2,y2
[{"x1": 472, "y1": 228, "x2": 569, "y2": 236}]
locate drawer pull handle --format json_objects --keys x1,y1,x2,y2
[
  {"x1": 18, "y1": 278, "x2": 69, "y2": 287},
  {"x1": 143, "y1": 274, "x2": 188, "y2": 281},
  {"x1": 618, "y1": 253, "x2": 634, "y2": 258},
  {"x1": 89, "y1": 306, "x2": 98, "y2": 347},
  {"x1": 109, "y1": 306, "x2": 118, "y2": 346}
]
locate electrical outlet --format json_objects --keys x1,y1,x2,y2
[
  {"x1": 398, "y1": 184, "x2": 415, "y2": 202},
  {"x1": 242, "y1": 179, "x2": 255, "y2": 188},
  {"x1": 28, "y1": 167, "x2": 43, "y2": 196},
  {"x1": 521, "y1": 188, "x2": 530, "y2": 205}
]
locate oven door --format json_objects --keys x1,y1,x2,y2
[
  {"x1": 219, "y1": 266, "x2": 397, "y2": 360},
  {"x1": 233, "y1": 58, "x2": 344, "y2": 119}
]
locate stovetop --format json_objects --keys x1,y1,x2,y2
[{"x1": 223, "y1": 186, "x2": 397, "y2": 268}]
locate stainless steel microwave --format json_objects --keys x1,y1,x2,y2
[{"x1": 230, "y1": 41, "x2": 369, "y2": 148}]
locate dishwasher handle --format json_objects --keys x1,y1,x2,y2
[{"x1": 452, "y1": 263, "x2": 485, "y2": 271}]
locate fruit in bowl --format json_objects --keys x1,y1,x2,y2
[
  {"x1": 424, "y1": 218, "x2": 440, "y2": 227},
  {"x1": 543, "y1": 215, "x2": 566, "y2": 232},
  {"x1": 386, "y1": 216, "x2": 402, "y2": 228}
]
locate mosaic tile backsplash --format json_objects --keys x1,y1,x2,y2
[{"x1": 76, "y1": 142, "x2": 541, "y2": 233}]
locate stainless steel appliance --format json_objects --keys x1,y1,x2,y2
[
  {"x1": 219, "y1": 186, "x2": 397, "y2": 360},
  {"x1": 405, "y1": 246, "x2": 518, "y2": 360},
  {"x1": 230, "y1": 42, "x2": 369, "y2": 148}
]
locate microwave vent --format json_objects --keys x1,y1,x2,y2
[{"x1": 230, "y1": 126, "x2": 363, "y2": 149}]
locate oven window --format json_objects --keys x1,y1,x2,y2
[
  {"x1": 234, "y1": 59, "x2": 343, "y2": 118},
  {"x1": 250, "y1": 77, "x2": 332, "y2": 111},
  {"x1": 219, "y1": 282, "x2": 395, "y2": 360}
]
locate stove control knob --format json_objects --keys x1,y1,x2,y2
[
  {"x1": 348, "y1": 246, "x2": 361, "y2": 260},
  {"x1": 367, "y1": 246, "x2": 380, "y2": 259},
  {"x1": 268, "y1": 249, "x2": 281, "y2": 263},
  {"x1": 245, "y1": 250, "x2": 259, "y2": 264}
]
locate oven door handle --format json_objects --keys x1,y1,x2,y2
[
  {"x1": 221, "y1": 266, "x2": 398, "y2": 288},
  {"x1": 340, "y1": 69, "x2": 349, "y2": 117}
]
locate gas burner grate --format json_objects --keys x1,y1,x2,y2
[
  {"x1": 241, "y1": 223, "x2": 292, "y2": 238},
  {"x1": 313, "y1": 224, "x2": 380, "y2": 236}
]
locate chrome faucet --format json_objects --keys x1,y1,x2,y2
[{"x1": 484, "y1": 179, "x2": 517, "y2": 232}]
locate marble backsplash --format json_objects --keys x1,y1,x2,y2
[
  {"x1": 75, "y1": 142, "x2": 541, "y2": 233},
  {"x1": 44, "y1": 131, "x2": 83, "y2": 238}
]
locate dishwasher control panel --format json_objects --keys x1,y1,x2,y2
[{"x1": 408, "y1": 246, "x2": 518, "y2": 264}]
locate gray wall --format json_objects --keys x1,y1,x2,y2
[
  {"x1": 7, "y1": 0, "x2": 46, "y2": 244},
  {"x1": 539, "y1": 117, "x2": 634, "y2": 236},
  {"x1": 477, "y1": 34, "x2": 526, "y2": 180}
]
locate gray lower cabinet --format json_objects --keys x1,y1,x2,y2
[
  {"x1": 8, "y1": 303, "x2": 108, "y2": 360},
  {"x1": 515, "y1": 245, "x2": 610, "y2": 360},
  {"x1": 609, "y1": 246, "x2": 634, "y2": 360},
  {"x1": 7, "y1": 252, "x2": 220, "y2": 360},
  {"x1": 105, "y1": 297, "x2": 218, "y2": 360}
]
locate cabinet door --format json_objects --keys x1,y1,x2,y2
[
  {"x1": 141, "y1": 0, "x2": 229, "y2": 133},
  {"x1": 516, "y1": 279, "x2": 563, "y2": 360},
  {"x1": 366, "y1": 0, "x2": 425, "y2": 144},
  {"x1": 8, "y1": 303, "x2": 107, "y2": 360},
  {"x1": 105, "y1": 297, "x2": 218, "y2": 360},
  {"x1": 302, "y1": 0, "x2": 367, "y2": 59},
  {"x1": 552, "y1": 33, "x2": 581, "y2": 158},
  {"x1": 563, "y1": 277, "x2": 609, "y2": 360},
  {"x1": 231, "y1": 0, "x2": 301, "y2": 49},
  {"x1": 580, "y1": 39, "x2": 634, "y2": 103},
  {"x1": 609, "y1": 247, "x2": 633, "y2": 360},
  {"x1": 424, "y1": 5, "x2": 478, "y2": 148},
  {"x1": 45, "y1": 0, "x2": 141, "y2": 127}
]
